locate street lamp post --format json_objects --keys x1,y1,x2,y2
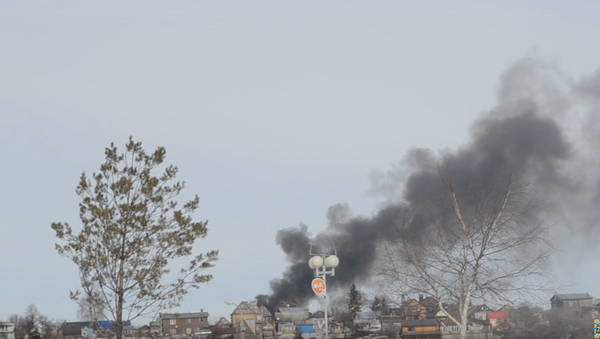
[
  {"x1": 308, "y1": 235, "x2": 340, "y2": 339},
  {"x1": 225, "y1": 298, "x2": 257, "y2": 339}
]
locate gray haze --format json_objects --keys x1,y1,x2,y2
[{"x1": 2, "y1": 1, "x2": 600, "y2": 324}]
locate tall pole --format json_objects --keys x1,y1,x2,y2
[
  {"x1": 309, "y1": 235, "x2": 339, "y2": 339},
  {"x1": 322, "y1": 266, "x2": 329, "y2": 339},
  {"x1": 240, "y1": 305, "x2": 244, "y2": 339}
]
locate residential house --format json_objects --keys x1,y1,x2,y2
[
  {"x1": 420, "y1": 297, "x2": 441, "y2": 319},
  {"x1": 550, "y1": 293, "x2": 599, "y2": 318},
  {"x1": 0, "y1": 322, "x2": 15, "y2": 339},
  {"x1": 277, "y1": 323, "x2": 295, "y2": 336},
  {"x1": 467, "y1": 305, "x2": 492, "y2": 321},
  {"x1": 401, "y1": 300, "x2": 426, "y2": 321},
  {"x1": 137, "y1": 325, "x2": 150, "y2": 337},
  {"x1": 487, "y1": 312, "x2": 508, "y2": 330},
  {"x1": 438, "y1": 318, "x2": 489, "y2": 339},
  {"x1": 353, "y1": 311, "x2": 381, "y2": 331},
  {"x1": 215, "y1": 318, "x2": 231, "y2": 328},
  {"x1": 230, "y1": 302, "x2": 273, "y2": 335},
  {"x1": 122, "y1": 326, "x2": 136, "y2": 338},
  {"x1": 274, "y1": 308, "x2": 308, "y2": 333},
  {"x1": 434, "y1": 304, "x2": 460, "y2": 323},
  {"x1": 28, "y1": 328, "x2": 41, "y2": 339},
  {"x1": 305, "y1": 311, "x2": 325, "y2": 333},
  {"x1": 261, "y1": 323, "x2": 275, "y2": 338},
  {"x1": 400, "y1": 319, "x2": 439, "y2": 339},
  {"x1": 57, "y1": 324, "x2": 83, "y2": 339},
  {"x1": 160, "y1": 311, "x2": 210, "y2": 336},
  {"x1": 379, "y1": 315, "x2": 403, "y2": 332},
  {"x1": 400, "y1": 295, "x2": 440, "y2": 321},
  {"x1": 149, "y1": 322, "x2": 161, "y2": 336}
]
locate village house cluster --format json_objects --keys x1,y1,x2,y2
[{"x1": 2, "y1": 292, "x2": 598, "y2": 339}]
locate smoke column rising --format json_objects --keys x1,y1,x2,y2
[{"x1": 257, "y1": 58, "x2": 600, "y2": 312}]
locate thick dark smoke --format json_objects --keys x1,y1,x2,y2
[{"x1": 257, "y1": 58, "x2": 600, "y2": 312}]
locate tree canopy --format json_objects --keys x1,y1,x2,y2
[{"x1": 52, "y1": 137, "x2": 218, "y2": 339}]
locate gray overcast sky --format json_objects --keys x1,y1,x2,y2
[{"x1": 1, "y1": 1, "x2": 600, "y2": 324}]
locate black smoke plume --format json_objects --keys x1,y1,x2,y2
[{"x1": 257, "y1": 58, "x2": 600, "y2": 313}]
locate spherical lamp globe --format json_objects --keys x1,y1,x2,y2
[
  {"x1": 325, "y1": 255, "x2": 339, "y2": 268},
  {"x1": 308, "y1": 255, "x2": 324, "y2": 269}
]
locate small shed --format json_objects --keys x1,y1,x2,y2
[{"x1": 295, "y1": 325, "x2": 314, "y2": 334}]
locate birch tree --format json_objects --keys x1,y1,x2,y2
[
  {"x1": 51, "y1": 137, "x2": 219, "y2": 339},
  {"x1": 76, "y1": 291, "x2": 108, "y2": 321},
  {"x1": 376, "y1": 165, "x2": 554, "y2": 339}
]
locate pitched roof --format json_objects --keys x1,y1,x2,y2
[
  {"x1": 231, "y1": 302, "x2": 270, "y2": 316},
  {"x1": 467, "y1": 305, "x2": 491, "y2": 316},
  {"x1": 401, "y1": 318, "x2": 439, "y2": 327},
  {"x1": 161, "y1": 312, "x2": 209, "y2": 319},
  {"x1": 277, "y1": 308, "x2": 306, "y2": 313},
  {"x1": 216, "y1": 317, "x2": 231, "y2": 326},
  {"x1": 308, "y1": 311, "x2": 324, "y2": 319},
  {"x1": 60, "y1": 324, "x2": 83, "y2": 337},
  {"x1": 487, "y1": 311, "x2": 508, "y2": 319},
  {"x1": 551, "y1": 293, "x2": 594, "y2": 301}
]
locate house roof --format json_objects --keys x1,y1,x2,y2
[
  {"x1": 467, "y1": 305, "x2": 490, "y2": 316},
  {"x1": 161, "y1": 312, "x2": 209, "y2": 319},
  {"x1": 308, "y1": 311, "x2": 324, "y2": 319},
  {"x1": 356, "y1": 311, "x2": 381, "y2": 320},
  {"x1": 216, "y1": 317, "x2": 231, "y2": 326},
  {"x1": 401, "y1": 319, "x2": 439, "y2": 327},
  {"x1": 487, "y1": 311, "x2": 508, "y2": 319},
  {"x1": 231, "y1": 302, "x2": 270, "y2": 317},
  {"x1": 551, "y1": 293, "x2": 594, "y2": 301},
  {"x1": 277, "y1": 308, "x2": 306, "y2": 313},
  {"x1": 212, "y1": 327, "x2": 236, "y2": 335},
  {"x1": 60, "y1": 324, "x2": 83, "y2": 337},
  {"x1": 420, "y1": 297, "x2": 439, "y2": 307}
]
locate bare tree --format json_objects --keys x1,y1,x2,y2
[
  {"x1": 76, "y1": 291, "x2": 108, "y2": 321},
  {"x1": 330, "y1": 295, "x2": 353, "y2": 329},
  {"x1": 23, "y1": 304, "x2": 40, "y2": 334},
  {"x1": 376, "y1": 165, "x2": 554, "y2": 339},
  {"x1": 8, "y1": 314, "x2": 24, "y2": 335},
  {"x1": 38, "y1": 315, "x2": 59, "y2": 339}
]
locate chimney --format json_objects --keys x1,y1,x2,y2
[
  {"x1": 419, "y1": 294, "x2": 423, "y2": 302},
  {"x1": 201, "y1": 309, "x2": 204, "y2": 313},
  {"x1": 401, "y1": 294, "x2": 406, "y2": 303}
]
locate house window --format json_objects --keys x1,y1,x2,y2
[
  {"x1": 257, "y1": 315, "x2": 263, "y2": 322},
  {"x1": 407, "y1": 326, "x2": 415, "y2": 333},
  {"x1": 170, "y1": 329, "x2": 176, "y2": 334},
  {"x1": 569, "y1": 301, "x2": 574, "y2": 307},
  {"x1": 170, "y1": 319, "x2": 176, "y2": 325},
  {"x1": 187, "y1": 319, "x2": 192, "y2": 324}
]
